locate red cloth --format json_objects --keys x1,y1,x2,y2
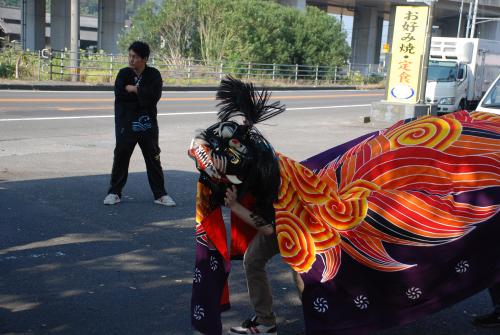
[{"x1": 230, "y1": 194, "x2": 258, "y2": 260}]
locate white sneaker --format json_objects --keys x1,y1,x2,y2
[
  {"x1": 229, "y1": 316, "x2": 277, "y2": 334},
  {"x1": 103, "y1": 193, "x2": 120, "y2": 205},
  {"x1": 154, "y1": 194, "x2": 176, "y2": 207}
]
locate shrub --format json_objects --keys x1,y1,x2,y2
[{"x1": 0, "y1": 62, "x2": 15, "y2": 78}]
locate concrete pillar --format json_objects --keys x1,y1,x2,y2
[
  {"x1": 277, "y1": 0, "x2": 306, "y2": 11},
  {"x1": 351, "y1": 6, "x2": 383, "y2": 72},
  {"x1": 21, "y1": 0, "x2": 46, "y2": 50},
  {"x1": 387, "y1": 5, "x2": 396, "y2": 48},
  {"x1": 374, "y1": 16, "x2": 383, "y2": 61},
  {"x1": 51, "y1": 0, "x2": 71, "y2": 50},
  {"x1": 98, "y1": 0, "x2": 126, "y2": 53}
]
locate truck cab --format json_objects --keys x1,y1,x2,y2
[{"x1": 425, "y1": 60, "x2": 467, "y2": 112}]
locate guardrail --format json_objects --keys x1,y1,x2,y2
[{"x1": 34, "y1": 49, "x2": 386, "y2": 85}]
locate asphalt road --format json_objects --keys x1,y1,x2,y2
[{"x1": 0, "y1": 89, "x2": 496, "y2": 335}]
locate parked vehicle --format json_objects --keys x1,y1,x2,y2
[
  {"x1": 475, "y1": 73, "x2": 500, "y2": 114},
  {"x1": 425, "y1": 37, "x2": 500, "y2": 113}
]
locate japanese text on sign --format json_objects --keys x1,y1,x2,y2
[{"x1": 386, "y1": 6, "x2": 429, "y2": 103}]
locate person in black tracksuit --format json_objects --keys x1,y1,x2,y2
[{"x1": 104, "y1": 41, "x2": 175, "y2": 207}]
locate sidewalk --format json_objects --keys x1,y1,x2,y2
[{"x1": 0, "y1": 79, "x2": 366, "y2": 91}]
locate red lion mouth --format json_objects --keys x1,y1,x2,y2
[{"x1": 188, "y1": 139, "x2": 242, "y2": 184}]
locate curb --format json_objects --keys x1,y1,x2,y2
[
  {"x1": 0, "y1": 83, "x2": 360, "y2": 91},
  {"x1": 0, "y1": 83, "x2": 114, "y2": 91}
]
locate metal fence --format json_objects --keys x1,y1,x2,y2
[{"x1": 34, "y1": 49, "x2": 386, "y2": 85}]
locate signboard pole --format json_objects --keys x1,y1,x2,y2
[{"x1": 417, "y1": 1, "x2": 435, "y2": 104}]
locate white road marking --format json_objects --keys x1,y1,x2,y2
[
  {"x1": 0, "y1": 104, "x2": 370, "y2": 122},
  {"x1": 0, "y1": 89, "x2": 370, "y2": 94},
  {"x1": 289, "y1": 104, "x2": 370, "y2": 110}
]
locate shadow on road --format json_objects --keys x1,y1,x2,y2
[
  {"x1": 0, "y1": 171, "x2": 496, "y2": 335},
  {"x1": 0, "y1": 170, "x2": 303, "y2": 335}
]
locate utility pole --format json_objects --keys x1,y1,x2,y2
[
  {"x1": 465, "y1": 0, "x2": 473, "y2": 38},
  {"x1": 470, "y1": 0, "x2": 479, "y2": 38},
  {"x1": 21, "y1": 0, "x2": 27, "y2": 49},
  {"x1": 457, "y1": 0, "x2": 465, "y2": 38},
  {"x1": 97, "y1": 0, "x2": 103, "y2": 50},
  {"x1": 70, "y1": 0, "x2": 80, "y2": 81},
  {"x1": 417, "y1": 0, "x2": 436, "y2": 105}
]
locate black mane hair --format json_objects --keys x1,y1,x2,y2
[
  {"x1": 214, "y1": 76, "x2": 284, "y2": 215},
  {"x1": 216, "y1": 76, "x2": 285, "y2": 125}
]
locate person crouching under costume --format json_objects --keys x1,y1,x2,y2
[{"x1": 188, "y1": 76, "x2": 292, "y2": 335}]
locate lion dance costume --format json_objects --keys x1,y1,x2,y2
[{"x1": 189, "y1": 76, "x2": 500, "y2": 335}]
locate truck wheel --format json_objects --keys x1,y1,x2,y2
[{"x1": 459, "y1": 99, "x2": 466, "y2": 111}]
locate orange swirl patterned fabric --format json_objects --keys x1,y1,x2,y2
[
  {"x1": 191, "y1": 110, "x2": 500, "y2": 335},
  {"x1": 275, "y1": 111, "x2": 499, "y2": 284},
  {"x1": 274, "y1": 111, "x2": 499, "y2": 335}
]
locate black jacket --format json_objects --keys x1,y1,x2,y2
[{"x1": 114, "y1": 65, "x2": 163, "y2": 136}]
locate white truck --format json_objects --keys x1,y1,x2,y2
[{"x1": 425, "y1": 37, "x2": 500, "y2": 113}]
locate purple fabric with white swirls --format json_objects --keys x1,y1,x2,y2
[{"x1": 191, "y1": 129, "x2": 500, "y2": 335}]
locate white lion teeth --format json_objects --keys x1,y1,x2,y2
[{"x1": 196, "y1": 147, "x2": 214, "y2": 167}]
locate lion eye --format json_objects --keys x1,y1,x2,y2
[
  {"x1": 229, "y1": 139, "x2": 248, "y2": 154},
  {"x1": 220, "y1": 123, "x2": 236, "y2": 138}
]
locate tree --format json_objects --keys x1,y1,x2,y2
[
  {"x1": 292, "y1": 7, "x2": 350, "y2": 67},
  {"x1": 222, "y1": 1, "x2": 297, "y2": 65},
  {"x1": 80, "y1": 0, "x2": 98, "y2": 16},
  {"x1": 120, "y1": 0, "x2": 198, "y2": 63},
  {"x1": 118, "y1": 1, "x2": 161, "y2": 53},
  {"x1": 118, "y1": 0, "x2": 351, "y2": 68},
  {"x1": 156, "y1": 0, "x2": 198, "y2": 61},
  {"x1": 197, "y1": 0, "x2": 236, "y2": 63}
]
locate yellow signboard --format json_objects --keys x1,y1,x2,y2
[{"x1": 386, "y1": 6, "x2": 429, "y2": 103}]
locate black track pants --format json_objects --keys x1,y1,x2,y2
[
  {"x1": 490, "y1": 282, "x2": 500, "y2": 313},
  {"x1": 107, "y1": 131, "x2": 167, "y2": 199}
]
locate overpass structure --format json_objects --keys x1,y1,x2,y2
[
  {"x1": 0, "y1": 6, "x2": 99, "y2": 49},
  {"x1": 291, "y1": 0, "x2": 500, "y2": 69},
  {"x1": 6, "y1": 0, "x2": 146, "y2": 53},
  {"x1": 5, "y1": 0, "x2": 500, "y2": 60}
]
